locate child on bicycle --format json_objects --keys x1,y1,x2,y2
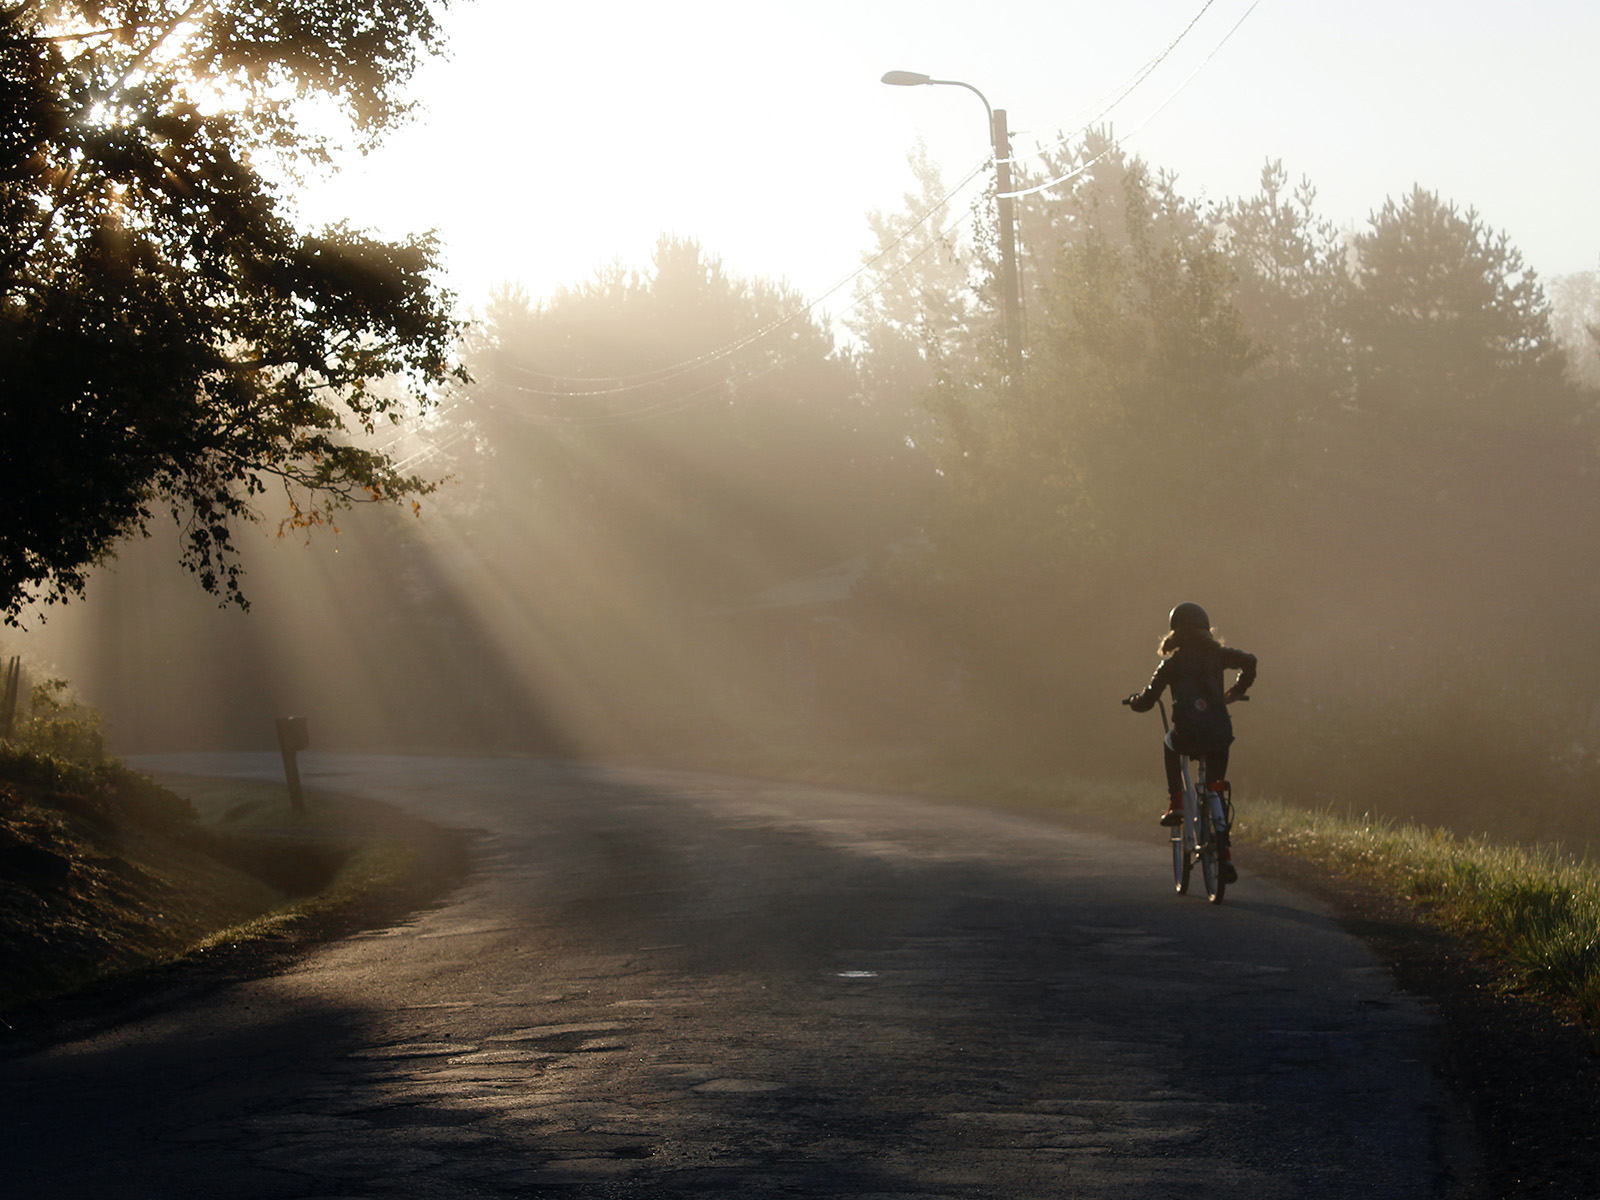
[{"x1": 1125, "y1": 602, "x2": 1256, "y2": 882}]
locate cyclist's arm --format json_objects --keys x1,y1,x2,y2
[
  {"x1": 1126, "y1": 658, "x2": 1174, "y2": 712},
  {"x1": 1222, "y1": 648, "x2": 1257, "y2": 698}
]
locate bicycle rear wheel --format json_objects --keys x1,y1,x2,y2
[{"x1": 1199, "y1": 805, "x2": 1225, "y2": 903}]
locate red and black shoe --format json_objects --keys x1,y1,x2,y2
[{"x1": 1159, "y1": 793, "x2": 1184, "y2": 827}]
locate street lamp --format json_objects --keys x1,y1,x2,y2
[{"x1": 882, "y1": 69, "x2": 1022, "y2": 392}]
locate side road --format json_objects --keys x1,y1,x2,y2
[{"x1": 1, "y1": 777, "x2": 472, "y2": 1047}]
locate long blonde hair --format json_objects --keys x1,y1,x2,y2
[{"x1": 1159, "y1": 623, "x2": 1221, "y2": 658}]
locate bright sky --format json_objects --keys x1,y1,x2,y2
[{"x1": 295, "y1": 0, "x2": 1600, "y2": 319}]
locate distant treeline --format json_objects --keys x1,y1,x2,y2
[
  {"x1": 51, "y1": 135, "x2": 1600, "y2": 849},
  {"x1": 847, "y1": 135, "x2": 1600, "y2": 844}
]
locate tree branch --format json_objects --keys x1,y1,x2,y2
[{"x1": 113, "y1": 0, "x2": 209, "y2": 95}]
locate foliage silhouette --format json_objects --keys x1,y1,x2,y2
[{"x1": 0, "y1": 1, "x2": 463, "y2": 622}]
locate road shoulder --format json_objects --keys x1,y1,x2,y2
[{"x1": 1249, "y1": 846, "x2": 1600, "y2": 1200}]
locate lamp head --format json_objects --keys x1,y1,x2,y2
[{"x1": 881, "y1": 70, "x2": 932, "y2": 86}]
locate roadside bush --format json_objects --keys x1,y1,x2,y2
[
  {"x1": 13, "y1": 678, "x2": 107, "y2": 766},
  {"x1": 0, "y1": 742, "x2": 103, "y2": 799},
  {"x1": 0, "y1": 663, "x2": 194, "y2": 825}
]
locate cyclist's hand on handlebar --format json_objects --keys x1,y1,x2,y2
[
  {"x1": 1124, "y1": 692, "x2": 1153, "y2": 712},
  {"x1": 1224, "y1": 687, "x2": 1249, "y2": 704}
]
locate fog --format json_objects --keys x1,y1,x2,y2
[{"x1": 11, "y1": 139, "x2": 1600, "y2": 854}]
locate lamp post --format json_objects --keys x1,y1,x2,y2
[{"x1": 881, "y1": 70, "x2": 1022, "y2": 393}]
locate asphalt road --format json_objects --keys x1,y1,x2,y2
[{"x1": 1, "y1": 755, "x2": 1478, "y2": 1198}]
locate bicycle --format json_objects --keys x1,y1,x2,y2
[{"x1": 1123, "y1": 695, "x2": 1237, "y2": 904}]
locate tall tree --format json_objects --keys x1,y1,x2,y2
[
  {"x1": 848, "y1": 144, "x2": 988, "y2": 412},
  {"x1": 1218, "y1": 160, "x2": 1348, "y2": 428},
  {"x1": 423, "y1": 237, "x2": 933, "y2": 748},
  {"x1": 1344, "y1": 187, "x2": 1572, "y2": 437},
  {"x1": 1548, "y1": 267, "x2": 1600, "y2": 392},
  {"x1": 847, "y1": 139, "x2": 1263, "y2": 760},
  {"x1": 926, "y1": 144, "x2": 1259, "y2": 576},
  {"x1": 460, "y1": 236, "x2": 911, "y2": 603},
  {"x1": 0, "y1": 1, "x2": 463, "y2": 622}
]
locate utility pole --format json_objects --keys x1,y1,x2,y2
[
  {"x1": 991, "y1": 108, "x2": 1022, "y2": 397},
  {"x1": 881, "y1": 71, "x2": 1024, "y2": 397}
]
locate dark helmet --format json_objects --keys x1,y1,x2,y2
[{"x1": 1169, "y1": 602, "x2": 1210, "y2": 633}]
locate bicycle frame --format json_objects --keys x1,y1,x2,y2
[{"x1": 1157, "y1": 699, "x2": 1228, "y2": 903}]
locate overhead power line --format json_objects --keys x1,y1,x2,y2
[
  {"x1": 480, "y1": 0, "x2": 1249, "y2": 396},
  {"x1": 496, "y1": 0, "x2": 1251, "y2": 400},
  {"x1": 1001, "y1": 0, "x2": 1263, "y2": 200},
  {"x1": 374, "y1": 0, "x2": 1265, "y2": 457},
  {"x1": 1011, "y1": 0, "x2": 1221, "y2": 167}
]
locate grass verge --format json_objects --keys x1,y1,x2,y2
[{"x1": 1237, "y1": 798, "x2": 1600, "y2": 1039}]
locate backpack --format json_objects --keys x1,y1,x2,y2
[{"x1": 1168, "y1": 647, "x2": 1234, "y2": 757}]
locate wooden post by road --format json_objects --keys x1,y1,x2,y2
[
  {"x1": 274, "y1": 716, "x2": 309, "y2": 813},
  {"x1": 1, "y1": 656, "x2": 20, "y2": 741}
]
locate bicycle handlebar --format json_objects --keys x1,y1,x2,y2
[{"x1": 1123, "y1": 694, "x2": 1248, "y2": 706}]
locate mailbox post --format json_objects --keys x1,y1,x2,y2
[{"x1": 274, "y1": 716, "x2": 309, "y2": 813}]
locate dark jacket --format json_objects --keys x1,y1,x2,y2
[{"x1": 1128, "y1": 636, "x2": 1257, "y2": 756}]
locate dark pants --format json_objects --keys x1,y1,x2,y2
[{"x1": 1164, "y1": 734, "x2": 1229, "y2": 794}]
